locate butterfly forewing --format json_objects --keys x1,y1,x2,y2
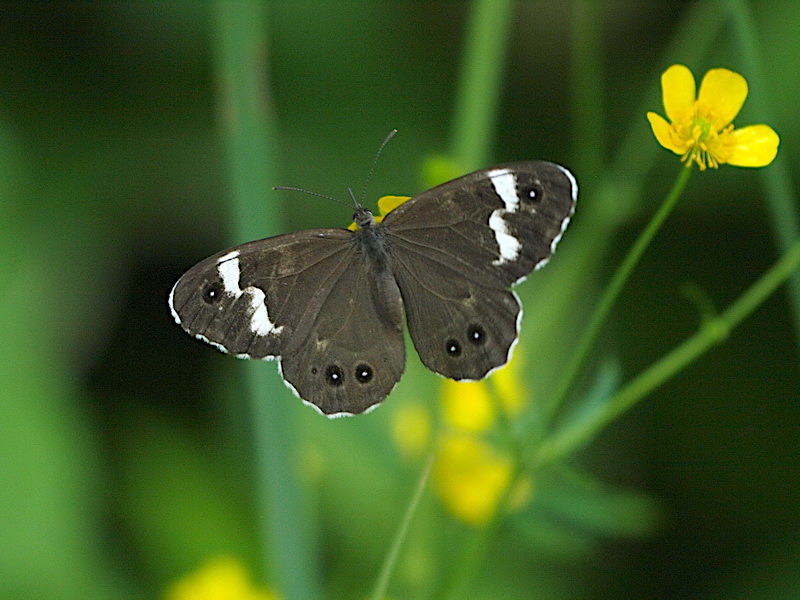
[{"x1": 382, "y1": 161, "x2": 576, "y2": 380}]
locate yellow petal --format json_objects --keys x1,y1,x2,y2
[
  {"x1": 432, "y1": 433, "x2": 512, "y2": 525},
  {"x1": 348, "y1": 195, "x2": 411, "y2": 230},
  {"x1": 661, "y1": 64, "x2": 696, "y2": 122},
  {"x1": 377, "y1": 195, "x2": 410, "y2": 216},
  {"x1": 441, "y1": 379, "x2": 494, "y2": 433},
  {"x1": 647, "y1": 111, "x2": 685, "y2": 154},
  {"x1": 725, "y1": 124, "x2": 780, "y2": 167},
  {"x1": 166, "y1": 557, "x2": 279, "y2": 600},
  {"x1": 698, "y1": 68, "x2": 748, "y2": 130}
]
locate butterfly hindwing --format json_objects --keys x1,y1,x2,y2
[{"x1": 277, "y1": 242, "x2": 406, "y2": 415}]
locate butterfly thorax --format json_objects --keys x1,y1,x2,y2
[
  {"x1": 352, "y1": 206, "x2": 391, "y2": 269},
  {"x1": 352, "y1": 208, "x2": 390, "y2": 269}
]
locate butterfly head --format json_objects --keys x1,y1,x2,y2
[{"x1": 352, "y1": 206, "x2": 376, "y2": 230}]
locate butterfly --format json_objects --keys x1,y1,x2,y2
[{"x1": 169, "y1": 161, "x2": 577, "y2": 416}]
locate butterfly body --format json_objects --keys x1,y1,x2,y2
[{"x1": 169, "y1": 161, "x2": 577, "y2": 416}]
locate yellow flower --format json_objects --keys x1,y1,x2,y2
[
  {"x1": 431, "y1": 433, "x2": 533, "y2": 525},
  {"x1": 647, "y1": 64, "x2": 779, "y2": 170},
  {"x1": 431, "y1": 351, "x2": 532, "y2": 525},
  {"x1": 440, "y1": 379, "x2": 495, "y2": 433},
  {"x1": 432, "y1": 433, "x2": 514, "y2": 525},
  {"x1": 440, "y1": 349, "x2": 526, "y2": 433},
  {"x1": 165, "y1": 556, "x2": 279, "y2": 600},
  {"x1": 347, "y1": 195, "x2": 410, "y2": 230}
]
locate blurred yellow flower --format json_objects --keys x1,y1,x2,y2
[
  {"x1": 440, "y1": 379, "x2": 494, "y2": 433},
  {"x1": 347, "y1": 195, "x2": 410, "y2": 230},
  {"x1": 165, "y1": 556, "x2": 279, "y2": 600},
  {"x1": 432, "y1": 433, "x2": 514, "y2": 525},
  {"x1": 647, "y1": 64, "x2": 779, "y2": 170},
  {"x1": 440, "y1": 350, "x2": 526, "y2": 433},
  {"x1": 431, "y1": 351, "x2": 532, "y2": 525}
]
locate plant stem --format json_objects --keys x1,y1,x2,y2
[
  {"x1": 211, "y1": 4, "x2": 320, "y2": 599},
  {"x1": 570, "y1": 0, "x2": 605, "y2": 177},
  {"x1": 545, "y1": 165, "x2": 693, "y2": 424},
  {"x1": 439, "y1": 462, "x2": 523, "y2": 600},
  {"x1": 727, "y1": 0, "x2": 800, "y2": 360},
  {"x1": 450, "y1": 0, "x2": 514, "y2": 169},
  {"x1": 535, "y1": 236, "x2": 800, "y2": 466},
  {"x1": 369, "y1": 453, "x2": 435, "y2": 600}
]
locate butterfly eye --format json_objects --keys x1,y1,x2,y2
[
  {"x1": 202, "y1": 282, "x2": 223, "y2": 304},
  {"x1": 355, "y1": 364, "x2": 373, "y2": 384},
  {"x1": 467, "y1": 325, "x2": 486, "y2": 345},
  {"x1": 325, "y1": 365, "x2": 344, "y2": 386},
  {"x1": 445, "y1": 339, "x2": 461, "y2": 356}
]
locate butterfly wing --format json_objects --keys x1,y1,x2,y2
[
  {"x1": 382, "y1": 161, "x2": 577, "y2": 380},
  {"x1": 169, "y1": 229, "x2": 405, "y2": 415}
]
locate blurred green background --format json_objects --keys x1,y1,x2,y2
[{"x1": 1, "y1": 2, "x2": 798, "y2": 599}]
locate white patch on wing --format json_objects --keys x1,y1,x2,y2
[
  {"x1": 246, "y1": 286, "x2": 283, "y2": 336},
  {"x1": 489, "y1": 169, "x2": 520, "y2": 213},
  {"x1": 488, "y1": 169, "x2": 522, "y2": 266},
  {"x1": 216, "y1": 253, "x2": 283, "y2": 339},
  {"x1": 218, "y1": 256, "x2": 243, "y2": 296},
  {"x1": 217, "y1": 249, "x2": 240, "y2": 263},
  {"x1": 489, "y1": 212, "x2": 521, "y2": 266}
]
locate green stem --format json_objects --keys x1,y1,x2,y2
[
  {"x1": 545, "y1": 165, "x2": 693, "y2": 424},
  {"x1": 727, "y1": 0, "x2": 800, "y2": 360},
  {"x1": 450, "y1": 0, "x2": 514, "y2": 169},
  {"x1": 211, "y1": 4, "x2": 320, "y2": 599},
  {"x1": 369, "y1": 453, "x2": 435, "y2": 600},
  {"x1": 570, "y1": 0, "x2": 605, "y2": 176},
  {"x1": 535, "y1": 236, "x2": 800, "y2": 465},
  {"x1": 439, "y1": 462, "x2": 524, "y2": 600}
]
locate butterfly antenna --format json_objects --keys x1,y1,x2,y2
[
  {"x1": 359, "y1": 128, "x2": 397, "y2": 203},
  {"x1": 273, "y1": 129, "x2": 397, "y2": 210},
  {"x1": 347, "y1": 187, "x2": 359, "y2": 209},
  {"x1": 272, "y1": 185, "x2": 351, "y2": 208}
]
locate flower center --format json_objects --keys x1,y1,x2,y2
[
  {"x1": 692, "y1": 116, "x2": 713, "y2": 143},
  {"x1": 679, "y1": 108, "x2": 732, "y2": 170}
]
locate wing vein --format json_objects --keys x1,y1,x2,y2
[{"x1": 389, "y1": 232, "x2": 504, "y2": 288}]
